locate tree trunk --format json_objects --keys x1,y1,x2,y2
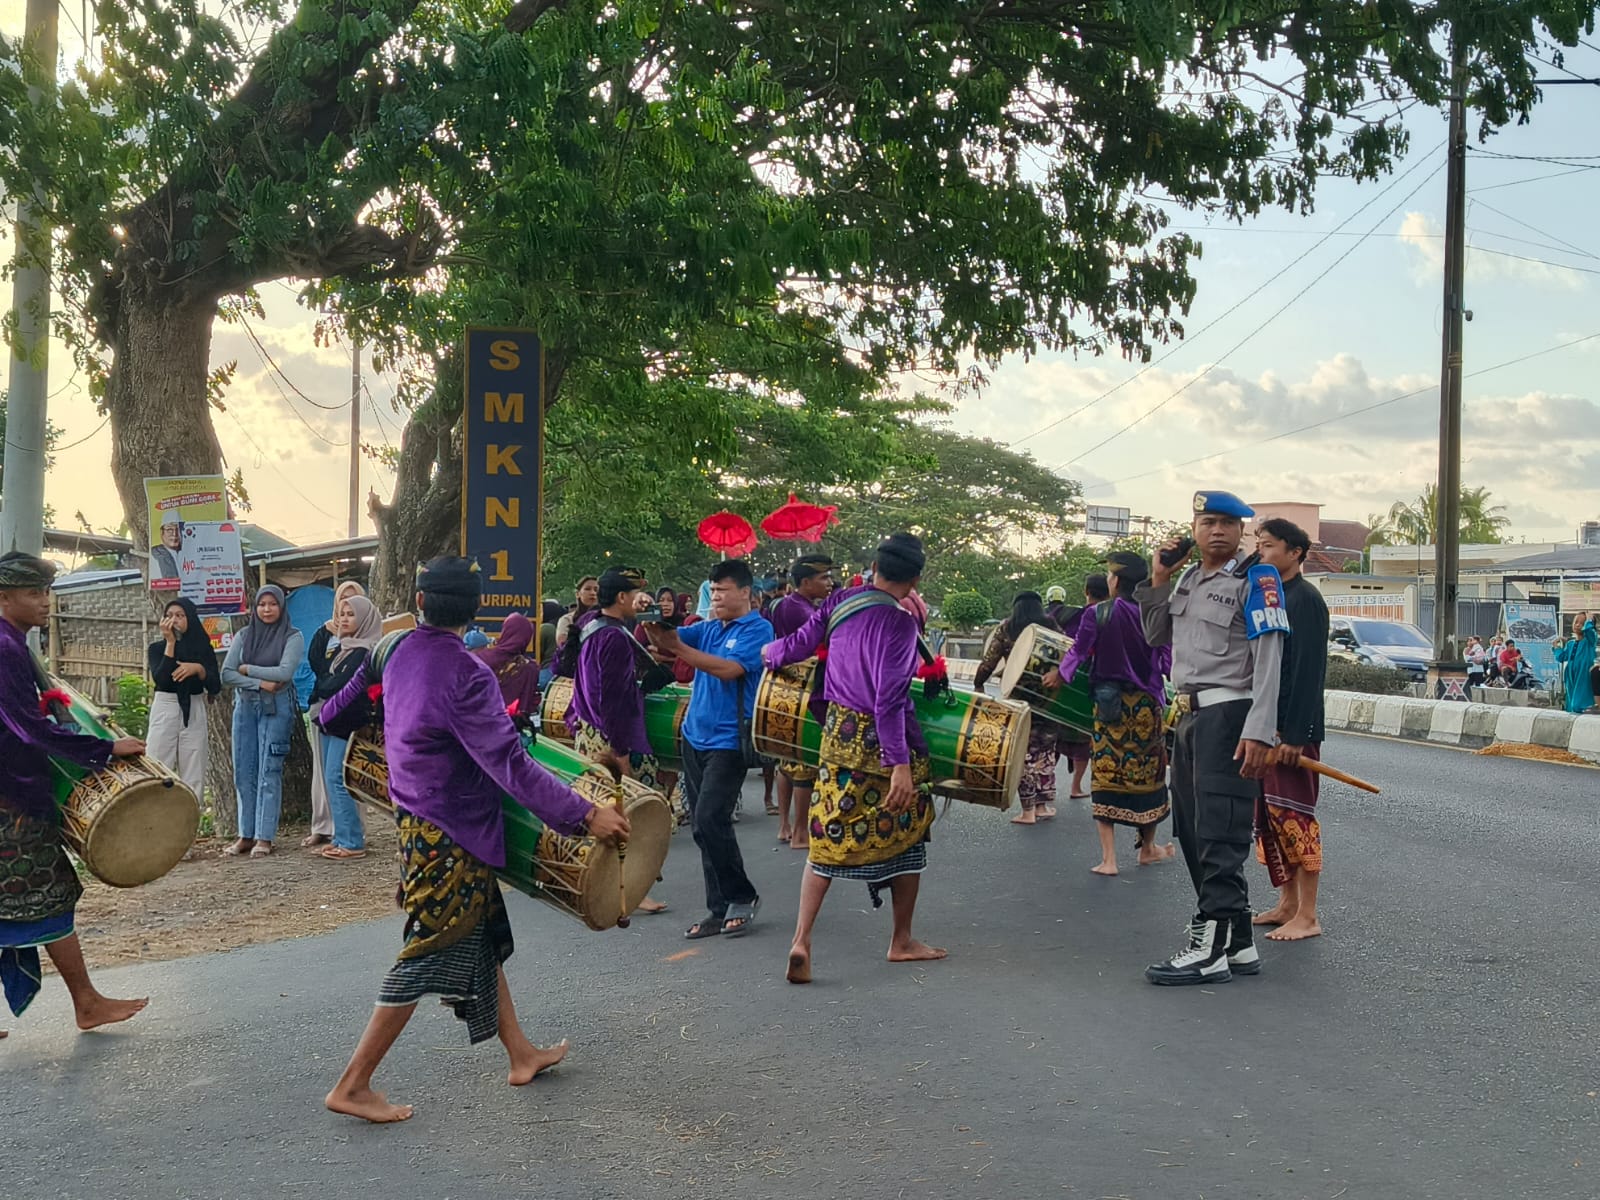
[{"x1": 106, "y1": 286, "x2": 226, "y2": 545}]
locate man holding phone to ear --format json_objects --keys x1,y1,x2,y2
[{"x1": 1135, "y1": 491, "x2": 1287, "y2": 986}]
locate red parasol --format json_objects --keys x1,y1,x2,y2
[
  {"x1": 760, "y1": 493, "x2": 839, "y2": 543},
  {"x1": 697, "y1": 511, "x2": 758, "y2": 557}
]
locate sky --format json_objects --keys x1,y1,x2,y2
[{"x1": 5, "y1": 7, "x2": 1600, "y2": 549}]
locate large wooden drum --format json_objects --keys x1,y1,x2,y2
[
  {"x1": 997, "y1": 625, "x2": 1095, "y2": 736},
  {"x1": 539, "y1": 676, "x2": 575, "y2": 742},
  {"x1": 752, "y1": 660, "x2": 1032, "y2": 809},
  {"x1": 537, "y1": 677, "x2": 689, "y2": 768},
  {"x1": 47, "y1": 683, "x2": 200, "y2": 888},
  {"x1": 343, "y1": 726, "x2": 671, "y2": 931}
]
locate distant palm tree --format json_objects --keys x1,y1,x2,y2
[{"x1": 1364, "y1": 484, "x2": 1509, "y2": 546}]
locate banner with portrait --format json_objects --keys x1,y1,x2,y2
[{"x1": 144, "y1": 475, "x2": 229, "y2": 589}]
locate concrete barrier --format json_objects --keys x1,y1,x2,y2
[{"x1": 1324, "y1": 690, "x2": 1599, "y2": 763}]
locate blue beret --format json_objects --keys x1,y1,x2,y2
[{"x1": 1192, "y1": 490, "x2": 1254, "y2": 519}]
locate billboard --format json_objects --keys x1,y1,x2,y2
[
  {"x1": 1504, "y1": 602, "x2": 1558, "y2": 685},
  {"x1": 1086, "y1": 505, "x2": 1131, "y2": 538},
  {"x1": 461, "y1": 328, "x2": 542, "y2": 626},
  {"x1": 175, "y1": 521, "x2": 248, "y2": 614},
  {"x1": 144, "y1": 475, "x2": 228, "y2": 589}
]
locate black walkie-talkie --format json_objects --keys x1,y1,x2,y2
[{"x1": 1158, "y1": 536, "x2": 1195, "y2": 568}]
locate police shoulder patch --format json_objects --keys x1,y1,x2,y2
[{"x1": 1243, "y1": 564, "x2": 1291, "y2": 640}]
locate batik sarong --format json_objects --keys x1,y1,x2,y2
[
  {"x1": 377, "y1": 812, "x2": 513, "y2": 1044},
  {"x1": 1089, "y1": 688, "x2": 1170, "y2": 828},
  {"x1": 573, "y1": 720, "x2": 660, "y2": 791},
  {"x1": 1255, "y1": 744, "x2": 1323, "y2": 888},
  {"x1": 1017, "y1": 723, "x2": 1060, "y2": 811},
  {"x1": 0, "y1": 806, "x2": 83, "y2": 1018},
  {"x1": 778, "y1": 761, "x2": 818, "y2": 787},
  {"x1": 808, "y1": 703, "x2": 933, "y2": 905}
]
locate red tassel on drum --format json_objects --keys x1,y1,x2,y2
[
  {"x1": 506, "y1": 699, "x2": 521, "y2": 717},
  {"x1": 39, "y1": 688, "x2": 72, "y2": 716},
  {"x1": 916, "y1": 655, "x2": 947, "y2": 682},
  {"x1": 366, "y1": 683, "x2": 384, "y2": 703},
  {"x1": 816, "y1": 645, "x2": 829, "y2": 663}
]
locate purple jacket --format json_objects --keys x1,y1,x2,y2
[
  {"x1": 763, "y1": 585, "x2": 927, "y2": 767},
  {"x1": 322, "y1": 624, "x2": 592, "y2": 867},
  {"x1": 568, "y1": 621, "x2": 650, "y2": 754},
  {"x1": 770, "y1": 592, "x2": 821, "y2": 639},
  {"x1": 1057, "y1": 597, "x2": 1169, "y2": 701},
  {"x1": 0, "y1": 619, "x2": 113, "y2": 819}
]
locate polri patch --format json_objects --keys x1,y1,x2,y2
[{"x1": 1244, "y1": 564, "x2": 1290, "y2": 639}]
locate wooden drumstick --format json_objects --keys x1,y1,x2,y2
[
  {"x1": 604, "y1": 762, "x2": 631, "y2": 928},
  {"x1": 1301, "y1": 757, "x2": 1381, "y2": 795}
]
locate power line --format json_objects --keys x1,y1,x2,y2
[
  {"x1": 237, "y1": 314, "x2": 348, "y2": 410},
  {"x1": 1087, "y1": 330, "x2": 1600, "y2": 491},
  {"x1": 1007, "y1": 141, "x2": 1446, "y2": 448},
  {"x1": 220, "y1": 407, "x2": 340, "y2": 520},
  {"x1": 1470, "y1": 164, "x2": 1597, "y2": 193},
  {"x1": 1465, "y1": 244, "x2": 1600, "y2": 276},
  {"x1": 1052, "y1": 154, "x2": 1448, "y2": 469},
  {"x1": 236, "y1": 315, "x2": 351, "y2": 448},
  {"x1": 49, "y1": 417, "x2": 108, "y2": 452},
  {"x1": 1466, "y1": 147, "x2": 1600, "y2": 167},
  {"x1": 1466, "y1": 196, "x2": 1596, "y2": 261}
]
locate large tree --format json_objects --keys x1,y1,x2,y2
[{"x1": 4, "y1": 0, "x2": 1595, "y2": 560}]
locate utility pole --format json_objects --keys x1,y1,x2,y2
[
  {"x1": 0, "y1": 0, "x2": 59, "y2": 557},
  {"x1": 348, "y1": 341, "x2": 361, "y2": 538},
  {"x1": 1431, "y1": 34, "x2": 1469, "y2": 682}
]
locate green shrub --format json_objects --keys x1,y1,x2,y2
[
  {"x1": 112, "y1": 673, "x2": 153, "y2": 738},
  {"x1": 1324, "y1": 660, "x2": 1414, "y2": 696},
  {"x1": 939, "y1": 590, "x2": 992, "y2": 630}
]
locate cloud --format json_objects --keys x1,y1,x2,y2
[{"x1": 1400, "y1": 211, "x2": 1589, "y2": 291}]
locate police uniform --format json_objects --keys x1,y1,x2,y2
[{"x1": 1135, "y1": 490, "x2": 1287, "y2": 985}]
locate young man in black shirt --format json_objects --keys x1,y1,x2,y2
[{"x1": 1250, "y1": 518, "x2": 1330, "y2": 941}]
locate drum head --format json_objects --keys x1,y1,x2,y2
[
  {"x1": 997, "y1": 623, "x2": 1070, "y2": 699},
  {"x1": 80, "y1": 777, "x2": 200, "y2": 888},
  {"x1": 997, "y1": 702, "x2": 1033, "y2": 805},
  {"x1": 577, "y1": 788, "x2": 673, "y2": 930}
]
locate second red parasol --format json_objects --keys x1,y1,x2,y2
[{"x1": 760, "y1": 493, "x2": 839, "y2": 543}]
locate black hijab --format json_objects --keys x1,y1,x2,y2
[{"x1": 147, "y1": 597, "x2": 223, "y2": 725}]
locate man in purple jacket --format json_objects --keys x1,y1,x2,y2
[
  {"x1": 768, "y1": 554, "x2": 834, "y2": 848},
  {"x1": 1, "y1": 552, "x2": 149, "y2": 1038},
  {"x1": 321, "y1": 558, "x2": 628, "y2": 1124}
]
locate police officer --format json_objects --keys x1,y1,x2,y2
[{"x1": 1135, "y1": 491, "x2": 1288, "y2": 984}]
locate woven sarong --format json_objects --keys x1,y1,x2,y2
[
  {"x1": 1255, "y1": 745, "x2": 1323, "y2": 887},
  {"x1": 1017, "y1": 723, "x2": 1060, "y2": 811},
  {"x1": 1089, "y1": 687, "x2": 1170, "y2": 828},
  {"x1": 0, "y1": 806, "x2": 83, "y2": 1018}
]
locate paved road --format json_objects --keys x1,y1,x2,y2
[{"x1": 3, "y1": 734, "x2": 1596, "y2": 1200}]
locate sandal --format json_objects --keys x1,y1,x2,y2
[
  {"x1": 685, "y1": 916, "x2": 725, "y2": 940},
  {"x1": 222, "y1": 839, "x2": 255, "y2": 857},
  {"x1": 301, "y1": 833, "x2": 331, "y2": 849},
  {"x1": 722, "y1": 897, "x2": 760, "y2": 938},
  {"x1": 321, "y1": 846, "x2": 368, "y2": 860},
  {"x1": 249, "y1": 842, "x2": 274, "y2": 858}
]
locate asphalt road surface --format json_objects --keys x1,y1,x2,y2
[{"x1": 3, "y1": 733, "x2": 1596, "y2": 1200}]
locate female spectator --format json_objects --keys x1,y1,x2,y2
[
  {"x1": 1554, "y1": 612, "x2": 1597, "y2": 714},
  {"x1": 145, "y1": 597, "x2": 221, "y2": 799},
  {"x1": 476, "y1": 611, "x2": 543, "y2": 728},
  {"x1": 973, "y1": 591, "x2": 1063, "y2": 826},
  {"x1": 220, "y1": 585, "x2": 304, "y2": 858},
  {"x1": 311, "y1": 595, "x2": 381, "y2": 859},
  {"x1": 304, "y1": 579, "x2": 364, "y2": 849},
  {"x1": 552, "y1": 576, "x2": 600, "y2": 675}
]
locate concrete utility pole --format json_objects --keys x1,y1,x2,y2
[
  {"x1": 348, "y1": 341, "x2": 361, "y2": 538},
  {"x1": 1431, "y1": 34, "x2": 1469, "y2": 678},
  {"x1": 0, "y1": 0, "x2": 59, "y2": 557}
]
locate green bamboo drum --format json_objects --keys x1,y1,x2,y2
[
  {"x1": 996, "y1": 624, "x2": 1095, "y2": 737},
  {"x1": 46, "y1": 681, "x2": 199, "y2": 888},
  {"x1": 751, "y1": 660, "x2": 1033, "y2": 810},
  {"x1": 539, "y1": 679, "x2": 688, "y2": 767},
  {"x1": 342, "y1": 726, "x2": 670, "y2": 930}
]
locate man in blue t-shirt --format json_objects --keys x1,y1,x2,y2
[{"x1": 643, "y1": 560, "x2": 773, "y2": 940}]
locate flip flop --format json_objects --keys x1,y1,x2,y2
[
  {"x1": 249, "y1": 843, "x2": 275, "y2": 858},
  {"x1": 321, "y1": 846, "x2": 368, "y2": 860},
  {"x1": 722, "y1": 897, "x2": 760, "y2": 938},
  {"x1": 685, "y1": 917, "x2": 725, "y2": 940}
]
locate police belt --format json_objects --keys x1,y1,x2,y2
[{"x1": 1172, "y1": 687, "x2": 1253, "y2": 715}]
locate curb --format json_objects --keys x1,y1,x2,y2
[{"x1": 1325, "y1": 690, "x2": 1599, "y2": 763}]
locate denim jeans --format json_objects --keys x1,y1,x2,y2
[
  {"x1": 681, "y1": 741, "x2": 758, "y2": 918},
  {"x1": 320, "y1": 731, "x2": 366, "y2": 850},
  {"x1": 232, "y1": 690, "x2": 295, "y2": 841}
]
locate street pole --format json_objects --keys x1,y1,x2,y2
[
  {"x1": 0, "y1": 0, "x2": 59, "y2": 557},
  {"x1": 1431, "y1": 34, "x2": 1468, "y2": 681},
  {"x1": 348, "y1": 341, "x2": 361, "y2": 538}
]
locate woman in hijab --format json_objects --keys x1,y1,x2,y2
[
  {"x1": 220, "y1": 585, "x2": 305, "y2": 857},
  {"x1": 312, "y1": 595, "x2": 382, "y2": 859},
  {"x1": 145, "y1": 597, "x2": 222, "y2": 799},
  {"x1": 304, "y1": 579, "x2": 366, "y2": 848},
  {"x1": 475, "y1": 610, "x2": 542, "y2": 729}
]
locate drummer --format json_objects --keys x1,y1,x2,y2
[
  {"x1": 768, "y1": 554, "x2": 835, "y2": 848},
  {"x1": 1135, "y1": 492, "x2": 1287, "y2": 986},
  {"x1": 763, "y1": 533, "x2": 945, "y2": 984},
  {"x1": 319, "y1": 557, "x2": 628, "y2": 1124},
  {"x1": 0, "y1": 551, "x2": 149, "y2": 1036}
]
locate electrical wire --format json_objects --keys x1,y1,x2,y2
[
  {"x1": 238, "y1": 313, "x2": 349, "y2": 411},
  {"x1": 1051, "y1": 154, "x2": 1448, "y2": 469},
  {"x1": 1470, "y1": 165, "x2": 1597, "y2": 193},
  {"x1": 220, "y1": 407, "x2": 340, "y2": 519},
  {"x1": 1466, "y1": 197, "x2": 1596, "y2": 261}
]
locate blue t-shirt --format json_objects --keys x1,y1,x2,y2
[{"x1": 678, "y1": 610, "x2": 773, "y2": 751}]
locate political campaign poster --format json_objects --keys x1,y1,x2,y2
[
  {"x1": 145, "y1": 475, "x2": 229, "y2": 589},
  {"x1": 176, "y1": 521, "x2": 248, "y2": 615}
]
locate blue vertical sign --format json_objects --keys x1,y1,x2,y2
[{"x1": 462, "y1": 328, "x2": 542, "y2": 627}]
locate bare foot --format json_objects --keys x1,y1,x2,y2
[
  {"x1": 508, "y1": 1037, "x2": 569, "y2": 1085},
  {"x1": 1037, "y1": 804, "x2": 1058, "y2": 820},
  {"x1": 1266, "y1": 915, "x2": 1323, "y2": 941},
  {"x1": 76, "y1": 995, "x2": 149, "y2": 1031},
  {"x1": 777, "y1": 826, "x2": 792, "y2": 843},
  {"x1": 789, "y1": 836, "x2": 810, "y2": 851},
  {"x1": 1137, "y1": 843, "x2": 1177, "y2": 866},
  {"x1": 1252, "y1": 905, "x2": 1295, "y2": 927},
  {"x1": 1010, "y1": 811, "x2": 1037, "y2": 825},
  {"x1": 1090, "y1": 862, "x2": 1119, "y2": 876},
  {"x1": 887, "y1": 940, "x2": 947, "y2": 963},
  {"x1": 786, "y1": 946, "x2": 812, "y2": 984},
  {"x1": 636, "y1": 897, "x2": 668, "y2": 915},
  {"x1": 325, "y1": 1086, "x2": 415, "y2": 1123}
]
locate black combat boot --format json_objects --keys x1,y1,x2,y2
[
  {"x1": 1144, "y1": 914, "x2": 1231, "y2": 986},
  {"x1": 1227, "y1": 912, "x2": 1261, "y2": 976}
]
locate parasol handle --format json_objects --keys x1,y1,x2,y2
[{"x1": 1301, "y1": 757, "x2": 1380, "y2": 795}]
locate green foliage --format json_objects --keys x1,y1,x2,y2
[
  {"x1": 112, "y1": 673, "x2": 153, "y2": 739},
  {"x1": 1365, "y1": 484, "x2": 1511, "y2": 546},
  {"x1": 939, "y1": 590, "x2": 993, "y2": 631},
  {"x1": 1325, "y1": 660, "x2": 1415, "y2": 696}
]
